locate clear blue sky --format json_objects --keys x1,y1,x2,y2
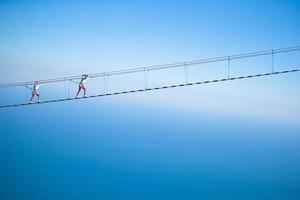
[
  {"x1": 1, "y1": 0, "x2": 300, "y2": 80},
  {"x1": 1, "y1": 1, "x2": 300, "y2": 199}
]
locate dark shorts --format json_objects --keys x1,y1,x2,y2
[
  {"x1": 33, "y1": 90, "x2": 39, "y2": 95},
  {"x1": 79, "y1": 83, "x2": 85, "y2": 88}
]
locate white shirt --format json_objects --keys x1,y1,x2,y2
[
  {"x1": 80, "y1": 77, "x2": 90, "y2": 85},
  {"x1": 33, "y1": 83, "x2": 40, "y2": 91}
]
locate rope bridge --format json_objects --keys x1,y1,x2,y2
[{"x1": 1, "y1": 46, "x2": 300, "y2": 109}]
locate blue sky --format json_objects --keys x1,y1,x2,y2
[
  {"x1": 1, "y1": 0, "x2": 300, "y2": 80},
  {"x1": 1, "y1": 1, "x2": 300, "y2": 199},
  {"x1": 0, "y1": 0, "x2": 300, "y2": 122}
]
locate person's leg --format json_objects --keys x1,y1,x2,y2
[
  {"x1": 76, "y1": 86, "x2": 82, "y2": 98},
  {"x1": 30, "y1": 92, "x2": 35, "y2": 103},
  {"x1": 36, "y1": 92, "x2": 41, "y2": 102},
  {"x1": 82, "y1": 85, "x2": 87, "y2": 97}
]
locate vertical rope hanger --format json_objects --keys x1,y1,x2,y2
[
  {"x1": 184, "y1": 63, "x2": 189, "y2": 85},
  {"x1": 272, "y1": 50, "x2": 274, "y2": 73},
  {"x1": 227, "y1": 56, "x2": 231, "y2": 80}
]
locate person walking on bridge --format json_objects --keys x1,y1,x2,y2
[
  {"x1": 30, "y1": 81, "x2": 41, "y2": 103},
  {"x1": 76, "y1": 74, "x2": 90, "y2": 98}
]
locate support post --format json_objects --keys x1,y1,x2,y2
[
  {"x1": 105, "y1": 74, "x2": 109, "y2": 95},
  {"x1": 64, "y1": 78, "x2": 67, "y2": 99},
  {"x1": 103, "y1": 74, "x2": 106, "y2": 95},
  {"x1": 144, "y1": 68, "x2": 148, "y2": 89},
  {"x1": 26, "y1": 83, "x2": 28, "y2": 102},
  {"x1": 227, "y1": 56, "x2": 230, "y2": 79},
  {"x1": 184, "y1": 63, "x2": 188, "y2": 85},
  {"x1": 272, "y1": 50, "x2": 274, "y2": 73},
  {"x1": 68, "y1": 80, "x2": 70, "y2": 99}
]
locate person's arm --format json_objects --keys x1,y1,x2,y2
[{"x1": 84, "y1": 76, "x2": 90, "y2": 81}]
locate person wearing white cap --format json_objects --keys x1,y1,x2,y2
[
  {"x1": 30, "y1": 81, "x2": 41, "y2": 103},
  {"x1": 76, "y1": 74, "x2": 90, "y2": 98}
]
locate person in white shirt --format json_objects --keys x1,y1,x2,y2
[
  {"x1": 30, "y1": 81, "x2": 41, "y2": 103},
  {"x1": 76, "y1": 74, "x2": 90, "y2": 98}
]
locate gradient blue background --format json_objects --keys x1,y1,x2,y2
[{"x1": 1, "y1": 0, "x2": 300, "y2": 199}]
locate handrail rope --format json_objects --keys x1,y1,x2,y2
[{"x1": 0, "y1": 46, "x2": 300, "y2": 88}]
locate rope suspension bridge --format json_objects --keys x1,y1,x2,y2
[{"x1": 1, "y1": 46, "x2": 300, "y2": 109}]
